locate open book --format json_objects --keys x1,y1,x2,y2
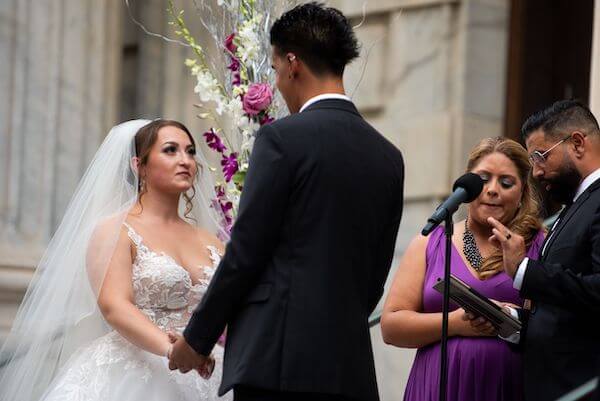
[{"x1": 433, "y1": 274, "x2": 521, "y2": 338}]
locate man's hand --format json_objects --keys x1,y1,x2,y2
[
  {"x1": 463, "y1": 299, "x2": 518, "y2": 336},
  {"x1": 487, "y1": 217, "x2": 526, "y2": 278},
  {"x1": 167, "y1": 332, "x2": 215, "y2": 378},
  {"x1": 463, "y1": 310, "x2": 498, "y2": 336}
]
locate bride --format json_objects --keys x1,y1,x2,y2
[{"x1": 0, "y1": 119, "x2": 232, "y2": 401}]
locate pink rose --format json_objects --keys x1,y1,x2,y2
[
  {"x1": 242, "y1": 83, "x2": 273, "y2": 115},
  {"x1": 224, "y1": 33, "x2": 236, "y2": 54}
]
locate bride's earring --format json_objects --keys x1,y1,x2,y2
[{"x1": 140, "y1": 178, "x2": 146, "y2": 193}]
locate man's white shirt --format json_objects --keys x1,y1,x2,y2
[{"x1": 299, "y1": 93, "x2": 352, "y2": 113}]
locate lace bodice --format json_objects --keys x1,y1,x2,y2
[{"x1": 123, "y1": 223, "x2": 221, "y2": 332}]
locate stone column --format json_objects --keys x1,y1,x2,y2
[
  {"x1": 130, "y1": 0, "x2": 221, "y2": 134},
  {"x1": 0, "y1": 0, "x2": 122, "y2": 342},
  {"x1": 590, "y1": 0, "x2": 600, "y2": 118}
]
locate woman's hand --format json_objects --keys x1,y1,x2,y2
[{"x1": 449, "y1": 308, "x2": 497, "y2": 337}]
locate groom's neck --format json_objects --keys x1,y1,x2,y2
[{"x1": 296, "y1": 76, "x2": 346, "y2": 108}]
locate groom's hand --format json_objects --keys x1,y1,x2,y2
[{"x1": 167, "y1": 332, "x2": 212, "y2": 377}]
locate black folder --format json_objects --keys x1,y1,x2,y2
[{"x1": 433, "y1": 274, "x2": 521, "y2": 337}]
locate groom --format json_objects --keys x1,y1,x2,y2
[{"x1": 169, "y1": 3, "x2": 404, "y2": 400}]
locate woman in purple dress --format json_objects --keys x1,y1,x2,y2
[{"x1": 381, "y1": 137, "x2": 545, "y2": 401}]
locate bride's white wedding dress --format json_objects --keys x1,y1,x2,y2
[{"x1": 40, "y1": 223, "x2": 231, "y2": 401}]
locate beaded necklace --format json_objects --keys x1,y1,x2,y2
[{"x1": 462, "y1": 216, "x2": 484, "y2": 271}]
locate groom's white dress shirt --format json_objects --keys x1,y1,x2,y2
[{"x1": 299, "y1": 93, "x2": 352, "y2": 113}]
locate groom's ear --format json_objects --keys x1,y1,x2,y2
[{"x1": 286, "y1": 53, "x2": 299, "y2": 78}]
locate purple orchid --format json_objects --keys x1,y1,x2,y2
[
  {"x1": 203, "y1": 129, "x2": 226, "y2": 153},
  {"x1": 224, "y1": 33, "x2": 237, "y2": 54},
  {"x1": 232, "y1": 71, "x2": 241, "y2": 86},
  {"x1": 212, "y1": 185, "x2": 234, "y2": 236},
  {"x1": 216, "y1": 185, "x2": 226, "y2": 198},
  {"x1": 227, "y1": 57, "x2": 240, "y2": 72},
  {"x1": 226, "y1": 50, "x2": 241, "y2": 86},
  {"x1": 221, "y1": 153, "x2": 239, "y2": 182}
]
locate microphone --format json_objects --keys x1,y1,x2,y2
[{"x1": 421, "y1": 173, "x2": 484, "y2": 236}]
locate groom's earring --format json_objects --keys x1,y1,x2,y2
[{"x1": 288, "y1": 55, "x2": 296, "y2": 79}]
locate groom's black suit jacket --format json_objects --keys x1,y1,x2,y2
[
  {"x1": 519, "y1": 177, "x2": 600, "y2": 401},
  {"x1": 184, "y1": 99, "x2": 404, "y2": 401}
]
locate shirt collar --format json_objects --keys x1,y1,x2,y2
[
  {"x1": 299, "y1": 93, "x2": 352, "y2": 113},
  {"x1": 573, "y1": 167, "x2": 600, "y2": 202}
]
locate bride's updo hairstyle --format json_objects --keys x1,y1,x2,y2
[{"x1": 134, "y1": 119, "x2": 198, "y2": 218}]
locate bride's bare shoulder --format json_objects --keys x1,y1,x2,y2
[{"x1": 89, "y1": 214, "x2": 130, "y2": 244}]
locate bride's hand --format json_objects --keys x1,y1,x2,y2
[{"x1": 167, "y1": 332, "x2": 211, "y2": 375}]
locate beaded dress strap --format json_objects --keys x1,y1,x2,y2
[
  {"x1": 122, "y1": 222, "x2": 144, "y2": 248},
  {"x1": 206, "y1": 245, "x2": 222, "y2": 266}
]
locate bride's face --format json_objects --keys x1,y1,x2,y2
[{"x1": 141, "y1": 126, "x2": 197, "y2": 194}]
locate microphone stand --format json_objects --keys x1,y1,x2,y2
[{"x1": 439, "y1": 213, "x2": 453, "y2": 401}]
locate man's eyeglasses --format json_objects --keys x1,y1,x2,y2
[{"x1": 528, "y1": 135, "x2": 571, "y2": 165}]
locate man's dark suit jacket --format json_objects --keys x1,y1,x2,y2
[
  {"x1": 183, "y1": 99, "x2": 404, "y2": 401},
  {"x1": 520, "y1": 177, "x2": 600, "y2": 401}
]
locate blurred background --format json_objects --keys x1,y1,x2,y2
[{"x1": 1, "y1": 0, "x2": 599, "y2": 399}]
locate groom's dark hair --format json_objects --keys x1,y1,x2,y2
[{"x1": 270, "y1": 2, "x2": 360, "y2": 77}]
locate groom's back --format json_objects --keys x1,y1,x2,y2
[{"x1": 223, "y1": 99, "x2": 404, "y2": 401}]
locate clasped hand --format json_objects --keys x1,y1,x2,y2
[
  {"x1": 167, "y1": 332, "x2": 215, "y2": 379},
  {"x1": 459, "y1": 300, "x2": 518, "y2": 337}
]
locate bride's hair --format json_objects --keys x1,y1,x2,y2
[{"x1": 134, "y1": 119, "x2": 199, "y2": 218}]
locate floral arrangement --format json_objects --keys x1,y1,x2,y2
[{"x1": 167, "y1": 0, "x2": 292, "y2": 237}]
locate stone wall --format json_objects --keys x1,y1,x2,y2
[{"x1": 0, "y1": 0, "x2": 122, "y2": 342}]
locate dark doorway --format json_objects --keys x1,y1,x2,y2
[
  {"x1": 504, "y1": 0, "x2": 595, "y2": 218},
  {"x1": 505, "y1": 0, "x2": 595, "y2": 142}
]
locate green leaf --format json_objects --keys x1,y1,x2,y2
[{"x1": 232, "y1": 170, "x2": 246, "y2": 187}]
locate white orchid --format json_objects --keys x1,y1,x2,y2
[
  {"x1": 236, "y1": 15, "x2": 263, "y2": 64},
  {"x1": 170, "y1": 3, "x2": 281, "y2": 237},
  {"x1": 187, "y1": 59, "x2": 227, "y2": 115}
]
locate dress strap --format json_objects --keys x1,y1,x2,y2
[
  {"x1": 424, "y1": 225, "x2": 446, "y2": 278},
  {"x1": 206, "y1": 245, "x2": 222, "y2": 267},
  {"x1": 122, "y1": 222, "x2": 143, "y2": 247}
]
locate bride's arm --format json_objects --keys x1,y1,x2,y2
[{"x1": 96, "y1": 228, "x2": 171, "y2": 357}]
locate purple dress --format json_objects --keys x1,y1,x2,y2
[{"x1": 403, "y1": 226, "x2": 544, "y2": 401}]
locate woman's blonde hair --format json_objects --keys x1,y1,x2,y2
[{"x1": 466, "y1": 137, "x2": 543, "y2": 279}]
